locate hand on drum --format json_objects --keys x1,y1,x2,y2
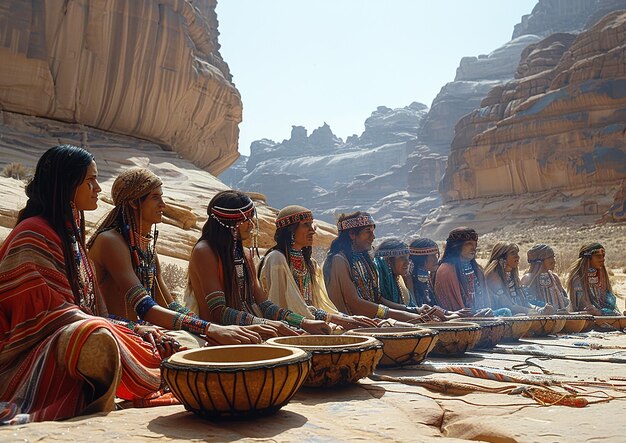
[
  {"x1": 455, "y1": 308, "x2": 473, "y2": 318},
  {"x1": 473, "y1": 308, "x2": 493, "y2": 317},
  {"x1": 245, "y1": 323, "x2": 280, "y2": 339},
  {"x1": 204, "y1": 323, "x2": 262, "y2": 345},
  {"x1": 330, "y1": 314, "x2": 377, "y2": 330},
  {"x1": 135, "y1": 325, "x2": 180, "y2": 358},
  {"x1": 301, "y1": 319, "x2": 332, "y2": 335},
  {"x1": 584, "y1": 305, "x2": 602, "y2": 316},
  {"x1": 266, "y1": 320, "x2": 303, "y2": 336},
  {"x1": 538, "y1": 303, "x2": 555, "y2": 315}
]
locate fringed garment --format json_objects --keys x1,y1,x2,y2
[{"x1": 0, "y1": 217, "x2": 162, "y2": 424}]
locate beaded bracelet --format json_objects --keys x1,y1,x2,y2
[{"x1": 375, "y1": 304, "x2": 389, "y2": 319}]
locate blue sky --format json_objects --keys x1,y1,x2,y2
[{"x1": 216, "y1": 1, "x2": 538, "y2": 156}]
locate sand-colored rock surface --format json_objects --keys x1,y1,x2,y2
[
  {"x1": 441, "y1": 11, "x2": 626, "y2": 204},
  {"x1": 5, "y1": 331, "x2": 626, "y2": 442},
  {"x1": 0, "y1": 112, "x2": 337, "y2": 265},
  {"x1": 0, "y1": 0, "x2": 241, "y2": 175}
]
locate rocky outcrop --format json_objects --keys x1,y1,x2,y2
[
  {"x1": 0, "y1": 111, "x2": 337, "y2": 261},
  {"x1": 428, "y1": 11, "x2": 626, "y2": 236},
  {"x1": 0, "y1": 0, "x2": 242, "y2": 175},
  {"x1": 228, "y1": 103, "x2": 431, "y2": 233},
  {"x1": 512, "y1": 0, "x2": 626, "y2": 39}
]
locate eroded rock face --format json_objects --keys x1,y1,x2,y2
[
  {"x1": 512, "y1": 0, "x2": 626, "y2": 39},
  {"x1": 0, "y1": 112, "x2": 337, "y2": 261},
  {"x1": 0, "y1": 0, "x2": 242, "y2": 176},
  {"x1": 229, "y1": 103, "x2": 430, "y2": 234},
  {"x1": 441, "y1": 11, "x2": 626, "y2": 203}
]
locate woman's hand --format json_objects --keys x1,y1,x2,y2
[
  {"x1": 329, "y1": 314, "x2": 377, "y2": 330},
  {"x1": 265, "y1": 320, "x2": 302, "y2": 336},
  {"x1": 301, "y1": 319, "x2": 332, "y2": 335},
  {"x1": 585, "y1": 305, "x2": 602, "y2": 316},
  {"x1": 245, "y1": 323, "x2": 280, "y2": 340},
  {"x1": 135, "y1": 325, "x2": 180, "y2": 358},
  {"x1": 204, "y1": 323, "x2": 262, "y2": 345}
]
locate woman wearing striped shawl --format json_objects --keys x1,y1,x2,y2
[{"x1": 0, "y1": 146, "x2": 163, "y2": 424}]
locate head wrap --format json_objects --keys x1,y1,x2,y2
[
  {"x1": 579, "y1": 242, "x2": 605, "y2": 258},
  {"x1": 275, "y1": 205, "x2": 313, "y2": 229},
  {"x1": 527, "y1": 244, "x2": 554, "y2": 263},
  {"x1": 375, "y1": 240, "x2": 410, "y2": 257},
  {"x1": 337, "y1": 212, "x2": 375, "y2": 232},
  {"x1": 210, "y1": 196, "x2": 255, "y2": 223},
  {"x1": 446, "y1": 227, "x2": 478, "y2": 245},
  {"x1": 111, "y1": 167, "x2": 162, "y2": 206},
  {"x1": 409, "y1": 238, "x2": 439, "y2": 256}
]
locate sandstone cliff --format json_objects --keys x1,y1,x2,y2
[
  {"x1": 0, "y1": 112, "x2": 337, "y2": 261},
  {"x1": 0, "y1": 0, "x2": 241, "y2": 175},
  {"x1": 425, "y1": 10, "x2": 626, "y2": 237}
]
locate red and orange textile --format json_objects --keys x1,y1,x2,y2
[{"x1": 0, "y1": 217, "x2": 163, "y2": 424}]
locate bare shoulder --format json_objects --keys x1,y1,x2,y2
[
  {"x1": 90, "y1": 229, "x2": 126, "y2": 256},
  {"x1": 190, "y1": 240, "x2": 218, "y2": 267}
]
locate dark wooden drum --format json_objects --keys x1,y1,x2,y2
[
  {"x1": 266, "y1": 335, "x2": 383, "y2": 388},
  {"x1": 422, "y1": 322, "x2": 481, "y2": 356},
  {"x1": 557, "y1": 314, "x2": 594, "y2": 334},
  {"x1": 161, "y1": 345, "x2": 310, "y2": 419},
  {"x1": 525, "y1": 315, "x2": 566, "y2": 337},
  {"x1": 471, "y1": 320, "x2": 507, "y2": 348},
  {"x1": 592, "y1": 315, "x2": 626, "y2": 331},
  {"x1": 487, "y1": 317, "x2": 533, "y2": 341},
  {"x1": 345, "y1": 327, "x2": 439, "y2": 367}
]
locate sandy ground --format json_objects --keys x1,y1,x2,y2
[{"x1": 3, "y1": 330, "x2": 626, "y2": 442}]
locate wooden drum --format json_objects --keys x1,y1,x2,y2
[
  {"x1": 345, "y1": 327, "x2": 439, "y2": 367},
  {"x1": 558, "y1": 314, "x2": 594, "y2": 334},
  {"x1": 488, "y1": 317, "x2": 534, "y2": 341},
  {"x1": 471, "y1": 320, "x2": 507, "y2": 348},
  {"x1": 525, "y1": 315, "x2": 566, "y2": 337},
  {"x1": 266, "y1": 335, "x2": 383, "y2": 388},
  {"x1": 422, "y1": 322, "x2": 481, "y2": 356},
  {"x1": 161, "y1": 345, "x2": 310, "y2": 419},
  {"x1": 592, "y1": 315, "x2": 626, "y2": 331}
]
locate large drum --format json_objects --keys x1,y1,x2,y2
[
  {"x1": 471, "y1": 320, "x2": 507, "y2": 348},
  {"x1": 593, "y1": 315, "x2": 626, "y2": 331},
  {"x1": 161, "y1": 345, "x2": 310, "y2": 419},
  {"x1": 558, "y1": 314, "x2": 594, "y2": 334},
  {"x1": 266, "y1": 335, "x2": 383, "y2": 388},
  {"x1": 422, "y1": 322, "x2": 482, "y2": 356},
  {"x1": 525, "y1": 315, "x2": 566, "y2": 337},
  {"x1": 345, "y1": 327, "x2": 439, "y2": 367},
  {"x1": 488, "y1": 317, "x2": 534, "y2": 341}
]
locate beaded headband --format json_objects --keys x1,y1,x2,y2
[
  {"x1": 375, "y1": 248, "x2": 410, "y2": 257},
  {"x1": 337, "y1": 214, "x2": 375, "y2": 232},
  {"x1": 210, "y1": 200, "x2": 255, "y2": 222},
  {"x1": 275, "y1": 210, "x2": 313, "y2": 229},
  {"x1": 581, "y1": 246, "x2": 605, "y2": 258},
  {"x1": 446, "y1": 228, "x2": 478, "y2": 243},
  {"x1": 409, "y1": 246, "x2": 439, "y2": 256}
]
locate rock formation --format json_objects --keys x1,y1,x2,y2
[
  {"x1": 223, "y1": 102, "x2": 435, "y2": 238},
  {"x1": 0, "y1": 112, "x2": 337, "y2": 261},
  {"x1": 425, "y1": 10, "x2": 626, "y2": 237},
  {"x1": 0, "y1": 0, "x2": 242, "y2": 175}
]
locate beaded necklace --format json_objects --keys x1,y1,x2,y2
[
  {"x1": 413, "y1": 268, "x2": 434, "y2": 305},
  {"x1": 587, "y1": 267, "x2": 607, "y2": 308},
  {"x1": 122, "y1": 206, "x2": 158, "y2": 297},
  {"x1": 506, "y1": 272, "x2": 524, "y2": 305},
  {"x1": 68, "y1": 211, "x2": 97, "y2": 314},
  {"x1": 234, "y1": 243, "x2": 255, "y2": 312},
  {"x1": 289, "y1": 248, "x2": 312, "y2": 304},
  {"x1": 461, "y1": 261, "x2": 477, "y2": 307},
  {"x1": 350, "y1": 251, "x2": 380, "y2": 302}
]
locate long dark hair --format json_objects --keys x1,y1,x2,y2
[
  {"x1": 259, "y1": 223, "x2": 315, "y2": 284},
  {"x1": 17, "y1": 145, "x2": 95, "y2": 300},
  {"x1": 434, "y1": 238, "x2": 483, "y2": 300},
  {"x1": 196, "y1": 190, "x2": 254, "y2": 309},
  {"x1": 323, "y1": 211, "x2": 372, "y2": 282}
]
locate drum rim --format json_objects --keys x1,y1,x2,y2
[
  {"x1": 266, "y1": 334, "x2": 382, "y2": 351},
  {"x1": 163, "y1": 344, "x2": 310, "y2": 369},
  {"x1": 345, "y1": 327, "x2": 439, "y2": 339},
  {"x1": 421, "y1": 321, "x2": 481, "y2": 331}
]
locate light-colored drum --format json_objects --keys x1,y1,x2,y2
[
  {"x1": 161, "y1": 344, "x2": 310, "y2": 419},
  {"x1": 525, "y1": 315, "x2": 566, "y2": 337},
  {"x1": 593, "y1": 315, "x2": 626, "y2": 331},
  {"x1": 266, "y1": 335, "x2": 383, "y2": 388},
  {"x1": 471, "y1": 320, "x2": 507, "y2": 348},
  {"x1": 421, "y1": 322, "x2": 481, "y2": 356},
  {"x1": 345, "y1": 327, "x2": 439, "y2": 367},
  {"x1": 558, "y1": 314, "x2": 594, "y2": 334}
]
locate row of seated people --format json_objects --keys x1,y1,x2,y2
[{"x1": 0, "y1": 145, "x2": 618, "y2": 424}]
